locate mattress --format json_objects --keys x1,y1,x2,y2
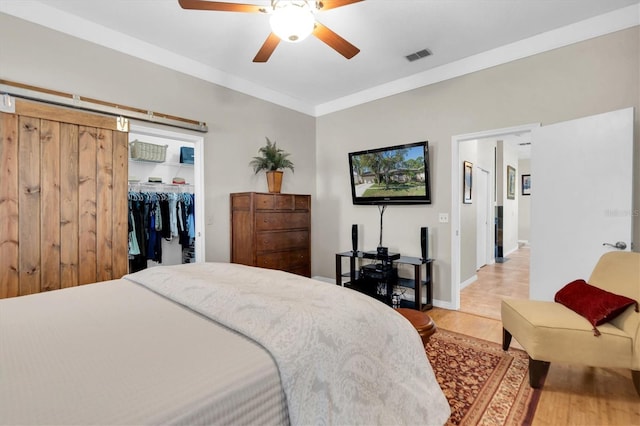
[{"x1": 0, "y1": 279, "x2": 289, "y2": 425}]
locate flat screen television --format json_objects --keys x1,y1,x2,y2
[{"x1": 348, "y1": 141, "x2": 431, "y2": 205}]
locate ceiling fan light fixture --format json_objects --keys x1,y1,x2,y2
[{"x1": 270, "y1": 1, "x2": 316, "y2": 43}]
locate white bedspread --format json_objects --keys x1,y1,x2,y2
[
  {"x1": 124, "y1": 262, "x2": 450, "y2": 426},
  {"x1": 0, "y1": 278, "x2": 289, "y2": 426}
]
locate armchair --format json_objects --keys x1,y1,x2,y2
[{"x1": 501, "y1": 251, "x2": 640, "y2": 395}]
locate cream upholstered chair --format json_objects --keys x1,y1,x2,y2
[{"x1": 501, "y1": 251, "x2": 640, "y2": 395}]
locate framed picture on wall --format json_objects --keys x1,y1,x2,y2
[
  {"x1": 522, "y1": 174, "x2": 531, "y2": 196},
  {"x1": 507, "y1": 165, "x2": 516, "y2": 199},
  {"x1": 463, "y1": 161, "x2": 473, "y2": 204}
]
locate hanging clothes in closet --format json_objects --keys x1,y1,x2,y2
[{"x1": 128, "y1": 185, "x2": 195, "y2": 273}]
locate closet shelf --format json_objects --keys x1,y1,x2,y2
[
  {"x1": 129, "y1": 159, "x2": 193, "y2": 168},
  {"x1": 128, "y1": 182, "x2": 194, "y2": 193}
]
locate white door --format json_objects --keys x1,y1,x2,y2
[
  {"x1": 530, "y1": 107, "x2": 633, "y2": 301},
  {"x1": 476, "y1": 167, "x2": 490, "y2": 269}
]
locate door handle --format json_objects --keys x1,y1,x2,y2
[{"x1": 602, "y1": 241, "x2": 627, "y2": 250}]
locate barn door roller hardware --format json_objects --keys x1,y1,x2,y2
[{"x1": 0, "y1": 79, "x2": 207, "y2": 133}]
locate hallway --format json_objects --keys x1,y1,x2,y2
[{"x1": 460, "y1": 246, "x2": 530, "y2": 319}]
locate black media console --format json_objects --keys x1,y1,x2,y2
[{"x1": 335, "y1": 250, "x2": 433, "y2": 311}]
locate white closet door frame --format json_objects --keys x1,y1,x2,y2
[{"x1": 129, "y1": 122, "x2": 206, "y2": 263}]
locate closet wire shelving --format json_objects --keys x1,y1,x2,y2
[{"x1": 128, "y1": 182, "x2": 194, "y2": 197}]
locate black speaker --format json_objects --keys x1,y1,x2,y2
[
  {"x1": 420, "y1": 227, "x2": 428, "y2": 260},
  {"x1": 351, "y1": 224, "x2": 358, "y2": 253}
]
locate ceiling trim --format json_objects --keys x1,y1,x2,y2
[
  {"x1": 1, "y1": 2, "x2": 638, "y2": 118},
  {"x1": 315, "y1": 3, "x2": 640, "y2": 116}
]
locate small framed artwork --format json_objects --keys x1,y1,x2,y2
[
  {"x1": 522, "y1": 174, "x2": 531, "y2": 196},
  {"x1": 463, "y1": 161, "x2": 473, "y2": 204},
  {"x1": 507, "y1": 165, "x2": 516, "y2": 200}
]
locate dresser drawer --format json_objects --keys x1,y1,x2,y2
[
  {"x1": 285, "y1": 249, "x2": 310, "y2": 269},
  {"x1": 256, "y1": 249, "x2": 309, "y2": 270},
  {"x1": 257, "y1": 230, "x2": 309, "y2": 251},
  {"x1": 255, "y1": 212, "x2": 309, "y2": 231},
  {"x1": 286, "y1": 264, "x2": 311, "y2": 277},
  {"x1": 293, "y1": 195, "x2": 310, "y2": 210},
  {"x1": 254, "y1": 193, "x2": 310, "y2": 211},
  {"x1": 254, "y1": 193, "x2": 276, "y2": 210},
  {"x1": 255, "y1": 253, "x2": 284, "y2": 270}
]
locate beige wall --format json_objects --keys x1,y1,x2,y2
[
  {"x1": 0, "y1": 13, "x2": 316, "y2": 264},
  {"x1": 316, "y1": 27, "x2": 639, "y2": 304}
]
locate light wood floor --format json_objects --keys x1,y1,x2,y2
[
  {"x1": 460, "y1": 246, "x2": 530, "y2": 320},
  {"x1": 429, "y1": 247, "x2": 640, "y2": 426}
]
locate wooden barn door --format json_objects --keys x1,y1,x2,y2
[{"x1": 0, "y1": 100, "x2": 128, "y2": 298}]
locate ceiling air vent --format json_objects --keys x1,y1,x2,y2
[{"x1": 405, "y1": 48, "x2": 432, "y2": 62}]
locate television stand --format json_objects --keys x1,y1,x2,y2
[{"x1": 335, "y1": 250, "x2": 433, "y2": 311}]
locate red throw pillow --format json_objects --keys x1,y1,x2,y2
[{"x1": 554, "y1": 279, "x2": 639, "y2": 336}]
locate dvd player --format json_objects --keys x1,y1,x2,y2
[{"x1": 361, "y1": 263, "x2": 397, "y2": 280}]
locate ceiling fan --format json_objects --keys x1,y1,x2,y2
[{"x1": 178, "y1": 0, "x2": 363, "y2": 62}]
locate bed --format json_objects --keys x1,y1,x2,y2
[{"x1": 0, "y1": 262, "x2": 450, "y2": 425}]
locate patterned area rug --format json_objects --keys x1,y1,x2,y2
[{"x1": 426, "y1": 329, "x2": 543, "y2": 426}]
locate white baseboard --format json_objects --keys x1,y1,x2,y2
[
  {"x1": 460, "y1": 275, "x2": 478, "y2": 290},
  {"x1": 433, "y1": 299, "x2": 456, "y2": 310},
  {"x1": 504, "y1": 246, "x2": 519, "y2": 257}
]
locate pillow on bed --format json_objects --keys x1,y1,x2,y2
[{"x1": 554, "y1": 279, "x2": 639, "y2": 336}]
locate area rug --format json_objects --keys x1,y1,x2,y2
[{"x1": 425, "y1": 329, "x2": 543, "y2": 426}]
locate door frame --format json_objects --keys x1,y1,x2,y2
[
  {"x1": 449, "y1": 123, "x2": 539, "y2": 310},
  {"x1": 476, "y1": 166, "x2": 491, "y2": 270},
  {"x1": 129, "y1": 122, "x2": 206, "y2": 262}
]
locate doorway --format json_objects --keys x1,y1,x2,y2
[
  {"x1": 129, "y1": 123, "x2": 206, "y2": 265},
  {"x1": 450, "y1": 123, "x2": 539, "y2": 310}
]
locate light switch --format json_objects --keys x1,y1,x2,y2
[{"x1": 439, "y1": 213, "x2": 449, "y2": 223}]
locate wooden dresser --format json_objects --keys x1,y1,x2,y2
[{"x1": 230, "y1": 192, "x2": 311, "y2": 277}]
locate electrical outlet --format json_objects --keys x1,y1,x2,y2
[{"x1": 439, "y1": 213, "x2": 449, "y2": 223}]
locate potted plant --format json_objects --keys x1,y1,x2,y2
[{"x1": 249, "y1": 137, "x2": 294, "y2": 193}]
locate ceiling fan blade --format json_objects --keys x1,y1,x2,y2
[
  {"x1": 317, "y1": 0, "x2": 365, "y2": 11},
  {"x1": 313, "y1": 22, "x2": 360, "y2": 59},
  {"x1": 178, "y1": 0, "x2": 266, "y2": 13},
  {"x1": 253, "y1": 33, "x2": 281, "y2": 63}
]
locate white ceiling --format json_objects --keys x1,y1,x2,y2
[{"x1": 1, "y1": 0, "x2": 639, "y2": 116}]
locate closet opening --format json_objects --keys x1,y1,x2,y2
[{"x1": 127, "y1": 123, "x2": 205, "y2": 272}]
